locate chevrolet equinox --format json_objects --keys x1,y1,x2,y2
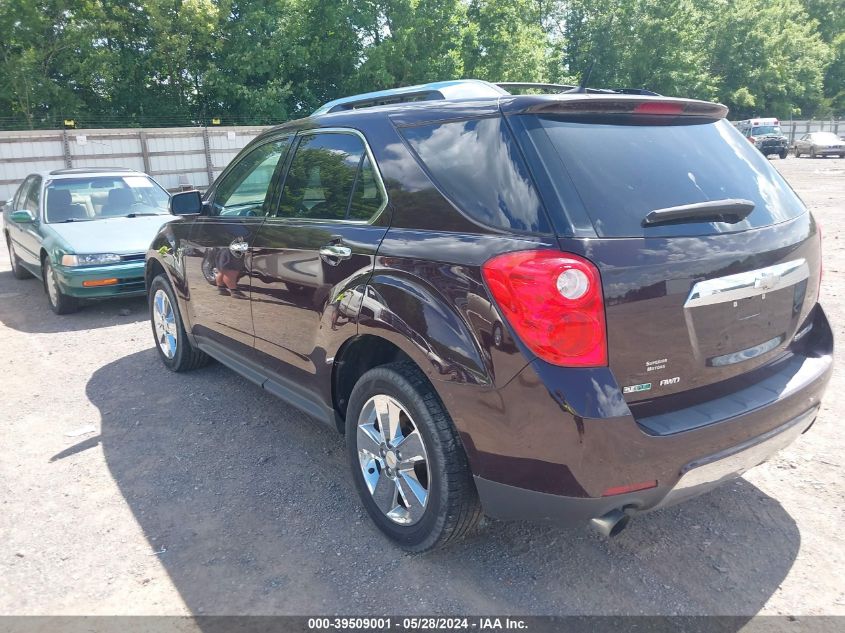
[{"x1": 145, "y1": 80, "x2": 833, "y2": 551}]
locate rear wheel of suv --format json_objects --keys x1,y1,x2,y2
[
  {"x1": 346, "y1": 361, "x2": 481, "y2": 552},
  {"x1": 6, "y1": 235, "x2": 33, "y2": 280},
  {"x1": 149, "y1": 274, "x2": 209, "y2": 372}
]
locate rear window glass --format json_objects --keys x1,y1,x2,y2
[
  {"x1": 399, "y1": 116, "x2": 550, "y2": 234},
  {"x1": 522, "y1": 118, "x2": 805, "y2": 238}
]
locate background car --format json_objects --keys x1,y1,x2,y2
[
  {"x1": 793, "y1": 132, "x2": 845, "y2": 158},
  {"x1": 736, "y1": 117, "x2": 789, "y2": 158},
  {"x1": 3, "y1": 167, "x2": 174, "y2": 314}
]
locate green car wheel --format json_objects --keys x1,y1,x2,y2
[
  {"x1": 6, "y1": 235, "x2": 33, "y2": 280},
  {"x1": 43, "y1": 258, "x2": 78, "y2": 315}
]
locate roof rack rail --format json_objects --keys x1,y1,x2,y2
[
  {"x1": 49, "y1": 167, "x2": 139, "y2": 175},
  {"x1": 312, "y1": 80, "x2": 507, "y2": 116},
  {"x1": 311, "y1": 80, "x2": 663, "y2": 116}
]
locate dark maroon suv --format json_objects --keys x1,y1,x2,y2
[{"x1": 145, "y1": 80, "x2": 833, "y2": 551}]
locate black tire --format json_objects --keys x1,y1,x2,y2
[
  {"x1": 149, "y1": 273, "x2": 209, "y2": 371},
  {"x1": 346, "y1": 361, "x2": 481, "y2": 552},
  {"x1": 779, "y1": 150, "x2": 788, "y2": 159},
  {"x1": 6, "y1": 234, "x2": 33, "y2": 280},
  {"x1": 42, "y1": 258, "x2": 78, "y2": 314}
]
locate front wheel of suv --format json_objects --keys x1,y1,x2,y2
[
  {"x1": 149, "y1": 274, "x2": 209, "y2": 371},
  {"x1": 346, "y1": 361, "x2": 481, "y2": 552}
]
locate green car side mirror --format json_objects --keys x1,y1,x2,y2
[{"x1": 10, "y1": 209, "x2": 36, "y2": 223}]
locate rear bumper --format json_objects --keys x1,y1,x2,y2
[
  {"x1": 463, "y1": 305, "x2": 833, "y2": 525},
  {"x1": 54, "y1": 261, "x2": 147, "y2": 298},
  {"x1": 475, "y1": 404, "x2": 817, "y2": 524}
]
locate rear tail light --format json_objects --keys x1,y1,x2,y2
[
  {"x1": 482, "y1": 250, "x2": 608, "y2": 367},
  {"x1": 632, "y1": 101, "x2": 685, "y2": 115}
]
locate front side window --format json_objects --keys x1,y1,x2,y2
[
  {"x1": 44, "y1": 175, "x2": 169, "y2": 223},
  {"x1": 13, "y1": 177, "x2": 34, "y2": 212},
  {"x1": 276, "y1": 132, "x2": 384, "y2": 221},
  {"x1": 212, "y1": 138, "x2": 289, "y2": 217}
]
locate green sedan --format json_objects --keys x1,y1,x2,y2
[{"x1": 2, "y1": 168, "x2": 175, "y2": 314}]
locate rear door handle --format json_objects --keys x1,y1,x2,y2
[{"x1": 319, "y1": 244, "x2": 352, "y2": 265}]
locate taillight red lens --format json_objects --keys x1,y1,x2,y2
[
  {"x1": 633, "y1": 101, "x2": 685, "y2": 115},
  {"x1": 482, "y1": 250, "x2": 608, "y2": 367}
]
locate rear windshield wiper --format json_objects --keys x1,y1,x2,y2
[{"x1": 642, "y1": 199, "x2": 755, "y2": 227}]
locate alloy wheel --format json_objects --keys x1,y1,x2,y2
[
  {"x1": 356, "y1": 394, "x2": 431, "y2": 525},
  {"x1": 152, "y1": 289, "x2": 178, "y2": 359}
]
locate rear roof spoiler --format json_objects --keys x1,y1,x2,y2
[
  {"x1": 499, "y1": 94, "x2": 729, "y2": 120},
  {"x1": 312, "y1": 79, "x2": 725, "y2": 120},
  {"x1": 497, "y1": 82, "x2": 661, "y2": 97}
]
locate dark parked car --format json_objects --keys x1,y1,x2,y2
[
  {"x1": 793, "y1": 132, "x2": 845, "y2": 158},
  {"x1": 145, "y1": 80, "x2": 832, "y2": 551}
]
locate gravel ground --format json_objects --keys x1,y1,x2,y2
[{"x1": 0, "y1": 157, "x2": 843, "y2": 617}]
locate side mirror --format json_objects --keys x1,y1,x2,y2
[
  {"x1": 10, "y1": 209, "x2": 36, "y2": 223},
  {"x1": 169, "y1": 190, "x2": 204, "y2": 216}
]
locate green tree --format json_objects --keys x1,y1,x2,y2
[
  {"x1": 353, "y1": 0, "x2": 467, "y2": 90},
  {"x1": 704, "y1": 0, "x2": 831, "y2": 119},
  {"x1": 462, "y1": 0, "x2": 548, "y2": 82}
]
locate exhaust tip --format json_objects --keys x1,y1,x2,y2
[{"x1": 590, "y1": 509, "x2": 631, "y2": 538}]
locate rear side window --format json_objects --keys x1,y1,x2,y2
[
  {"x1": 399, "y1": 116, "x2": 550, "y2": 234},
  {"x1": 521, "y1": 118, "x2": 805, "y2": 238},
  {"x1": 24, "y1": 176, "x2": 41, "y2": 214}
]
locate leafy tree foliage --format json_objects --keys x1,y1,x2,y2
[{"x1": 0, "y1": 0, "x2": 839, "y2": 129}]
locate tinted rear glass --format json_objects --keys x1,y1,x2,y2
[
  {"x1": 522, "y1": 118, "x2": 805, "y2": 238},
  {"x1": 399, "y1": 116, "x2": 550, "y2": 234}
]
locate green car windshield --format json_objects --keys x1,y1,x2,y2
[{"x1": 44, "y1": 175, "x2": 170, "y2": 223}]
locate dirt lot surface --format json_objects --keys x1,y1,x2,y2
[{"x1": 1, "y1": 157, "x2": 843, "y2": 617}]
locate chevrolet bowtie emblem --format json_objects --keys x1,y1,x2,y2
[{"x1": 754, "y1": 271, "x2": 777, "y2": 290}]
